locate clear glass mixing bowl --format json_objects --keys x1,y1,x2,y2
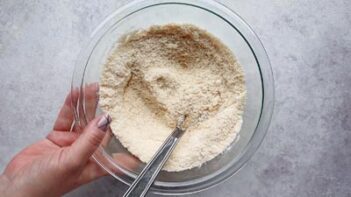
[{"x1": 71, "y1": 0, "x2": 274, "y2": 195}]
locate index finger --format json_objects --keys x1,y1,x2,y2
[
  {"x1": 53, "y1": 83, "x2": 99, "y2": 131},
  {"x1": 53, "y1": 88, "x2": 79, "y2": 131}
]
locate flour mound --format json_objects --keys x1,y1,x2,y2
[{"x1": 100, "y1": 24, "x2": 246, "y2": 171}]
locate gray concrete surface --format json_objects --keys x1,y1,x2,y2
[{"x1": 1, "y1": 0, "x2": 351, "y2": 196}]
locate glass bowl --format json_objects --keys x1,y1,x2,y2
[{"x1": 71, "y1": 0, "x2": 274, "y2": 195}]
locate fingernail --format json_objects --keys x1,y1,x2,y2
[{"x1": 97, "y1": 114, "x2": 112, "y2": 132}]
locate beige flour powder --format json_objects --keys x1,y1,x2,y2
[{"x1": 100, "y1": 24, "x2": 246, "y2": 171}]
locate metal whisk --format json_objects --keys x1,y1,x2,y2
[{"x1": 123, "y1": 115, "x2": 186, "y2": 197}]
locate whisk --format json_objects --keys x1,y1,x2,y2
[{"x1": 123, "y1": 115, "x2": 186, "y2": 197}]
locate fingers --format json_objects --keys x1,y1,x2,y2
[
  {"x1": 53, "y1": 89, "x2": 79, "y2": 131},
  {"x1": 83, "y1": 83, "x2": 99, "y2": 121},
  {"x1": 68, "y1": 114, "x2": 112, "y2": 164},
  {"x1": 53, "y1": 83, "x2": 99, "y2": 132},
  {"x1": 77, "y1": 162, "x2": 108, "y2": 185},
  {"x1": 78, "y1": 153, "x2": 140, "y2": 184},
  {"x1": 46, "y1": 131, "x2": 80, "y2": 147},
  {"x1": 100, "y1": 127, "x2": 113, "y2": 147}
]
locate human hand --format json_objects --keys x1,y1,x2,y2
[{"x1": 0, "y1": 84, "x2": 112, "y2": 197}]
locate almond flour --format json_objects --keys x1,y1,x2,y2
[{"x1": 100, "y1": 24, "x2": 246, "y2": 171}]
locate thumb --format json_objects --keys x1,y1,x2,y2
[{"x1": 69, "y1": 114, "x2": 111, "y2": 164}]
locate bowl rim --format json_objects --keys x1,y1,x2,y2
[{"x1": 72, "y1": 0, "x2": 274, "y2": 195}]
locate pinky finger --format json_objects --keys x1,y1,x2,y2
[{"x1": 77, "y1": 161, "x2": 108, "y2": 185}]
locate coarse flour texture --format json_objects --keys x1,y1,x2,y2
[{"x1": 100, "y1": 24, "x2": 246, "y2": 171}]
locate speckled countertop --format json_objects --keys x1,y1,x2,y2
[{"x1": 1, "y1": 0, "x2": 350, "y2": 196}]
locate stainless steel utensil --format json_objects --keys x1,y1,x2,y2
[{"x1": 123, "y1": 116, "x2": 186, "y2": 197}]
